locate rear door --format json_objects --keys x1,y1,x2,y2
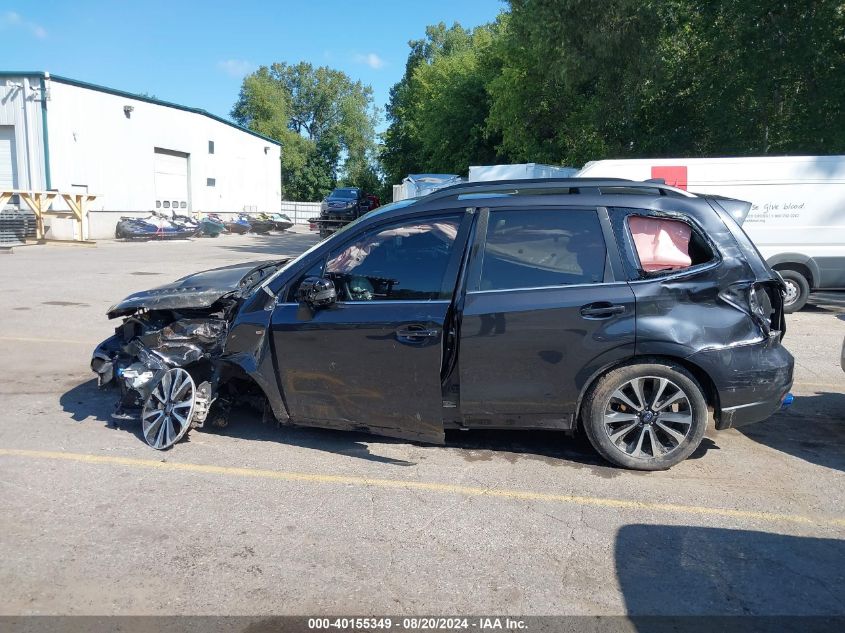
[
  {"x1": 271, "y1": 211, "x2": 471, "y2": 443},
  {"x1": 458, "y1": 207, "x2": 636, "y2": 426}
]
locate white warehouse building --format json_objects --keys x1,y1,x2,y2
[{"x1": 0, "y1": 71, "x2": 281, "y2": 239}]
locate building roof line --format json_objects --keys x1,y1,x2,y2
[{"x1": 0, "y1": 70, "x2": 282, "y2": 147}]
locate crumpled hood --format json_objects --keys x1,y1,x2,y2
[{"x1": 107, "y1": 260, "x2": 286, "y2": 318}]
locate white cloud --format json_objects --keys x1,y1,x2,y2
[
  {"x1": 1, "y1": 10, "x2": 47, "y2": 39},
  {"x1": 353, "y1": 52, "x2": 385, "y2": 70},
  {"x1": 217, "y1": 59, "x2": 252, "y2": 77}
]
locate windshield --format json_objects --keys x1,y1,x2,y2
[{"x1": 328, "y1": 188, "x2": 359, "y2": 200}]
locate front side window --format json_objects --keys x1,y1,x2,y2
[
  {"x1": 325, "y1": 215, "x2": 461, "y2": 301},
  {"x1": 479, "y1": 209, "x2": 606, "y2": 290}
]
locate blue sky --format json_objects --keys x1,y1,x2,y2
[{"x1": 2, "y1": 1, "x2": 505, "y2": 132}]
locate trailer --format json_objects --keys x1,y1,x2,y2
[{"x1": 577, "y1": 156, "x2": 845, "y2": 312}]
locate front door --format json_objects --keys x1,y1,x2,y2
[
  {"x1": 271, "y1": 212, "x2": 469, "y2": 443},
  {"x1": 459, "y1": 207, "x2": 636, "y2": 426}
]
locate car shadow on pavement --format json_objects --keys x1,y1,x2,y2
[
  {"x1": 616, "y1": 524, "x2": 845, "y2": 620},
  {"x1": 60, "y1": 379, "x2": 720, "y2": 473},
  {"x1": 807, "y1": 292, "x2": 845, "y2": 311},
  {"x1": 59, "y1": 379, "x2": 148, "y2": 444},
  {"x1": 738, "y1": 392, "x2": 845, "y2": 473},
  {"x1": 212, "y1": 406, "x2": 418, "y2": 466},
  {"x1": 208, "y1": 411, "x2": 719, "y2": 476}
]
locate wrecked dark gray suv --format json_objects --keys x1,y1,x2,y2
[{"x1": 92, "y1": 179, "x2": 794, "y2": 470}]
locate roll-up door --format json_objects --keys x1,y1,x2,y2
[
  {"x1": 0, "y1": 125, "x2": 17, "y2": 190},
  {"x1": 153, "y1": 148, "x2": 190, "y2": 212}
]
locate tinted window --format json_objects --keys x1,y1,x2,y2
[
  {"x1": 479, "y1": 209, "x2": 606, "y2": 290},
  {"x1": 326, "y1": 216, "x2": 461, "y2": 301}
]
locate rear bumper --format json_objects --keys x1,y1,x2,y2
[{"x1": 687, "y1": 336, "x2": 794, "y2": 430}]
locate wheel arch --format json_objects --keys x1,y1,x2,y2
[
  {"x1": 767, "y1": 254, "x2": 818, "y2": 289},
  {"x1": 574, "y1": 354, "x2": 721, "y2": 431}
]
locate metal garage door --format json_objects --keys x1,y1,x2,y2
[
  {"x1": 153, "y1": 148, "x2": 190, "y2": 213},
  {"x1": 0, "y1": 125, "x2": 18, "y2": 190}
]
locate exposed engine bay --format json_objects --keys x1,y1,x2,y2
[{"x1": 91, "y1": 259, "x2": 287, "y2": 449}]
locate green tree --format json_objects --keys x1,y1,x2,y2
[
  {"x1": 488, "y1": 0, "x2": 845, "y2": 162},
  {"x1": 380, "y1": 22, "x2": 507, "y2": 186},
  {"x1": 232, "y1": 62, "x2": 380, "y2": 201},
  {"x1": 384, "y1": 1, "x2": 845, "y2": 178}
]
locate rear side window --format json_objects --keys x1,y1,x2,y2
[
  {"x1": 615, "y1": 210, "x2": 716, "y2": 277},
  {"x1": 479, "y1": 209, "x2": 606, "y2": 290},
  {"x1": 628, "y1": 216, "x2": 692, "y2": 271}
]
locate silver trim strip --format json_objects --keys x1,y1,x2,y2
[
  {"x1": 276, "y1": 300, "x2": 451, "y2": 306},
  {"x1": 467, "y1": 281, "x2": 628, "y2": 295}
]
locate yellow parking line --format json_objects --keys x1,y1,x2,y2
[
  {"x1": 1, "y1": 448, "x2": 842, "y2": 528},
  {"x1": 0, "y1": 336, "x2": 92, "y2": 346}
]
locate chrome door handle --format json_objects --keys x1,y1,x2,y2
[
  {"x1": 395, "y1": 327, "x2": 440, "y2": 342},
  {"x1": 580, "y1": 303, "x2": 626, "y2": 319}
]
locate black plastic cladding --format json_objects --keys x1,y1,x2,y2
[{"x1": 222, "y1": 188, "x2": 790, "y2": 439}]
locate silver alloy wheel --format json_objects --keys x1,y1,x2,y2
[
  {"x1": 783, "y1": 279, "x2": 799, "y2": 306},
  {"x1": 141, "y1": 367, "x2": 196, "y2": 450},
  {"x1": 602, "y1": 376, "x2": 693, "y2": 460}
]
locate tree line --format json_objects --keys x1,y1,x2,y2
[{"x1": 233, "y1": 0, "x2": 845, "y2": 201}]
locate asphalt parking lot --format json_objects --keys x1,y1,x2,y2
[{"x1": 0, "y1": 230, "x2": 843, "y2": 617}]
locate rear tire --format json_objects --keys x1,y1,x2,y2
[
  {"x1": 582, "y1": 361, "x2": 708, "y2": 471},
  {"x1": 780, "y1": 269, "x2": 810, "y2": 313}
]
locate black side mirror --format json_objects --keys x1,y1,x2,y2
[{"x1": 296, "y1": 276, "x2": 337, "y2": 308}]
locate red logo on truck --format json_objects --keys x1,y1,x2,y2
[{"x1": 651, "y1": 166, "x2": 688, "y2": 190}]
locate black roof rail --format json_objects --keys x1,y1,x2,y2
[{"x1": 418, "y1": 177, "x2": 695, "y2": 203}]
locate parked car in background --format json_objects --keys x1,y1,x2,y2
[
  {"x1": 313, "y1": 187, "x2": 370, "y2": 238},
  {"x1": 92, "y1": 178, "x2": 794, "y2": 470},
  {"x1": 365, "y1": 194, "x2": 381, "y2": 212},
  {"x1": 577, "y1": 156, "x2": 845, "y2": 312}
]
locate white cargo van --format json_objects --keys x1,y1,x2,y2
[{"x1": 577, "y1": 156, "x2": 845, "y2": 312}]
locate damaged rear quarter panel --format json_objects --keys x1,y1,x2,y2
[
  {"x1": 610, "y1": 204, "x2": 765, "y2": 351},
  {"x1": 608, "y1": 203, "x2": 792, "y2": 421}
]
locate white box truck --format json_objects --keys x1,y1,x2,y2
[
  {"x1": 577, "y1": 155, "x2": 845, "y2": 312},
  {"x1": 469, "y1": 163, "x2": 578, "y2": 182}
]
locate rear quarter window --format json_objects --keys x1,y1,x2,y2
[
  {"x1": 628, "y1": 216, "x2": 693, "y2": 272},
  {"x1": 610, "y1": 208, "x2": 717, "y2": 278}
]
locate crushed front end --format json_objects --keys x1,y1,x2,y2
[
  {"x1": 92, "y1": 309, "x2": 233, "y2": 447},
  {"x1": 91, "y1": 260, "x2": 287, "y2": 449}
]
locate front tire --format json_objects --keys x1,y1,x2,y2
[
  {"x1": 141, "y1": 367, "x2": 196, "y2": 450},
  {"x1": 779, "y1": 269, "x2": 810, "y2": 313},
  {"x1": 582, "y1": 362, "x2": 708, "y2": 470}
]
